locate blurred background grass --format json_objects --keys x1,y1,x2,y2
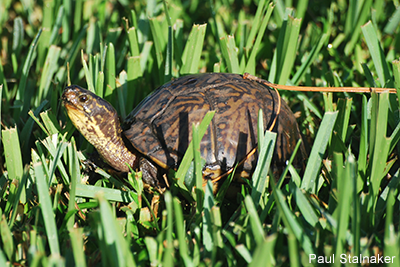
[{"x1": 0, "y1": 0, "x2": 400, "y2": 266}]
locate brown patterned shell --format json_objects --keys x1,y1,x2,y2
[{"x1": 124, "y1": 73, "x2": 306, "y2": 179}]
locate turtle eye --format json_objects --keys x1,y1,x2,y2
[{"x1": 78, "y1": 95, "x2": 89, "y2": 103}]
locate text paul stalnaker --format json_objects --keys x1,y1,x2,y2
[{"x1": 309, "y1": 254, "x2": 396, "y2": 264}]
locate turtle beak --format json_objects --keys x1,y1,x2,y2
[
  {"x1": 62, "y1": 86, "x2": 76, "y2": 105},
  {"x1": 62, "y1": 85, "x2": 85, "y2": 113}
]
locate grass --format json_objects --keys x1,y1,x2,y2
[{"x1": 1, "y1": 0, "x2": 400, "y2": 266}]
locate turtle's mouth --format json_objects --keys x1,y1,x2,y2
[
  {"x1": 62, "y1": 87, "x2": 79, "y2": 107},
  {"x1": 62, "y1": 86, "x2": 89, "y2": 114},
  {"x1": 62, "y1": 86, "x2": 92, "y2": 131}
]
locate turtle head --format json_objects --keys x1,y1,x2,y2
[
  {"x1": 62, "y1": 85, "x2": 137, "y2": 172},
  {"x1": 62, "y1": 85, "x2": 117, "y2": 124}
]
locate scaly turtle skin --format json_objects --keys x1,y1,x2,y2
[{"x1": 62, "y1": 73, "x2": 306, "y2": 190}]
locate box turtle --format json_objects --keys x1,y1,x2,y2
[{"x1": 62, "y1": 73, "x2": 306, "y2": 191}]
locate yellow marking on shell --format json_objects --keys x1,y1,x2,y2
[{"x1": 149, "y1": 157, "x2": 169, "y2": 170}]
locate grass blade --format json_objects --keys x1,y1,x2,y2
[
  {"x1": 175, "y1": 111, "x2": 215, "y2": 195},
  {"x1": 162, "y1": 191, "x2": 174, "y2": 266},
  {"x1": 244, "y1": 196, "x2": 264, "y2": 246},
  {"x1": 2, "y1": 128, "x2": 23, "y2": 184},
  {"x1": 220, "y1": 35, "x2": 240, "y2": 73},
  {"x1": 97, "y1": 192, "x2": 136, "y2": 267},
  {"x1": 75, "y1": 183, "x2": 138, "y2": 203},
  {"x1": 202, "y1": 181, "x2": 214, "y2": 256},
  {"x1": 301, "y1": 111, "x2": 338, "y2": 193},
  {"x1": 248, "y1": 234, "x2": 277, "y2": 267},
  {"x1": 271, "y1": 180, "x2": 315, "y2": 256},
  {"x1": 244, "y1": 3, "x2": 274, "y2": 74},
  {"x1": 0, "y1": 214, "x2": 14, "y2": 262},
  {"x1": 370, "y1": 92, "x2": 391, "y2": 197},
  {"x1": 192, "y1": 122, "x2": 204, "y2": 207},
  {"x1": 334, "y1": 153, "x2": 355, "y2": 264},
  {"x1": 181, "y1": 24, "x2": 206, "y2": 74},
  {"x1": 17, "y1": 29, "x2": 42, "y2": 118},
  {"x1": 173, "y1": 197, "x2": 193, "y2": 266},
  {"x1": 361, "y1": 21, "x2": 393, "y2": 87},
  {"x1": 251, "y1": 131, "x2": 276, "y2": 207},
  {"x1": 32, "y1": 152, "x2": 60, "y2": 256},
  {"x1": 268, "y1": 15, "x2": 301, "y2": 84}
]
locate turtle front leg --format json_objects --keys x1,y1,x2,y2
[
  {"x1": 139, "y1": 158, "x2": 164, "y2": 192},
  {"x1": 139, "y1": 158, "x2": 166, "y2": 220}
]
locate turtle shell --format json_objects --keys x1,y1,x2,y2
[{"x1": 123, "y1": 73, "x2": 306, "y2": 180}]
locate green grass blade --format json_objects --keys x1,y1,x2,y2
[
  {"x1": 162, "y1": 191, "x2": 174, "y2": 266},
  {"x1": 244, "y1": 196, "x2": 264, "y2": 246},
  {"x1": 164, "y1": 25, "x2": 173, "y2": 82},
  {"x1": 220, "y1": 35, "x2": 240, "y2": 73},
  {"x1": 181, "y1": 24, "x2": 206, "y2": 74},
  {"x1": 175, "y1": 111, "x2": 215, "y2": 194},
  {"x1": 61, "y1": 0, "x2": 72, "y2": 44},
  {"x1": 248, "y1": 234, "x2": 277, "y2": 267},
  {"x1": 8, "y1": 171, "x2": 28, "y2": 229},
  {"x1": 293, "y1": 188, "x2": 319, "y2": 227},
  {"x1": 330, "y1": 98, "x2": 352, "y2": 155},
  {"x1": 384, "y1": 186, "x2": 400, "y2": 267},
  {"x1": 144, "y1": 237, "x2": 159, "y2": 266},
  {"x1": 244, "y1": 3, "x2": 274, "y2": 74},
  {"x1": 357, "y1": 95, "x2": 368, "y2": 192},
  {"x1": 292, "y1": 32, "x2": 329, "y2": 85},
  {"x1": 173, "y1": 197, "x2": 193, "y2": 267},
  {"x1": 81, "y1": 50, "x2": 94, "y2": 92},
  {"x1": 393, "y1": 59, "x2": 400, "y2": 106},
  {"x1": 67, "y1": 138, "x2": 79, "y2": 229},
  {"x1": 37, "y1": 45, "x2": 61, "y2": 105},
  {"x1": 192, "y1": 122, "x2": 204, "y2": 208},
  {"x1": 271, "y1": 181, "x2": 315, "y2": 255},
  {"x1": 65, "y1": 24, "x2": 88, "y2": 72},
  {"x1": 202, "y1": 181, "x2": 214, "y2": 256},
  {"x1": 361, "y1": 21, "x2": 393, "y2": 87},
  {"x1": 39, "y1": 136, "x2": 69, "y2": 185},
  {"x1": 0, "y1": 249, "x2": 9, "y2": 266},
  {"x1": 17, "y1": 29, "x2": 41, "y2": 117},
  {"x1": 235, "y1": 244, "x2": 252, "y2": 263},
  {"x1": 72, "y1": 0, "x2": 83, "y2": 38},
  {"x1": 173, "y1": 19, "x2": 184, "y2": 70},
  {"x1": 32, "y1": 152, "x2": 60, "y2": 255},
  {"x1": 278, "y1": 16, "x2": 301, "y2": 84},
  {"x1": 334, "y1": 153, "x2": 355, "y2": 264},
  {"x1": 344, "y1": 0, "x2": 373, "y2": 55},
  {"x1": 40, "y1": 110, "x2": 62, "y2": 136},
  {"x1": 352, "y1": 152, "x2": 361, "y2": 258},
  {"x1": 370, "y1": 92, "x2": 391, "y2": 197},
  {"x1": 244, "y1": 0, "x2": 267, "y2": 57},
  {"x1": 383, "y1": 7, "x2": 400, "y2": 34},
  {"x1": 251, "y1": 131, "x2": 276, "y2": 207},
  {"x1": 2, "y1": 128, "x2": 23, "y2": 184},
  {"x1": 268, "y1": 15, "x2": 301, "y2": 84},
  {"x1": 126, "y1": 26, "x2": 140, "y2": 57},
  {"x1": 0, "y1": 214, "x2": 14, "y2": 261},
  {"x1": 75, "y1": 183, "x2": 138, "y2": 203},
  {"x1": 97, "y1": 192, "x2": 136, "y2": 267},
  {"x1": 49, "y1": 5, "x2": 64, "y2": 45},
  {"x1": 149, "y1": 18, "x2": 166, "y2": 80},
  {"x1": 301, "y1": 111, "x2": 338, "y2": 193},
  {"x1": 105, "y1": 43, "x2": 116, "y2": 102},
  {"x1": 12, "y1": 17, "x2": 23, "y2": 56},
  {"x1": 68, "y1": 228, "x2": 87, "y2": 267},
  {"x1": 37, "y1": 2, "x2": 52, "y2": 69}
]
